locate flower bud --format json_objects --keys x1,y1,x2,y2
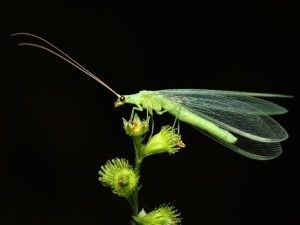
[
  {"x1": 133, "y1": 204, "x2": 181, "y2": 225},
  {"x1": 123, "y1": 114, "x2": 150, "y2": 136},
  {"x1": 99, "y1": 158, "x2": 139, "y2": 198},
  {"x1": 142, "y1": 126, "x2": 185, "y2": 157}
]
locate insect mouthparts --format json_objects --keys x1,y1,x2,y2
[{"x1": 114, "y1": 99, "x2": 124, "y2": 108}]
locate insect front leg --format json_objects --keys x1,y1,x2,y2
[{"x1": 130, "y1": 105, "x2": 143, "y2": 121}]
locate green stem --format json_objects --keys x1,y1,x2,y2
[
  {"x1": 127, "y1": 135, "x2": 144, "y2": 224},
  {"x1": 131, "y1": 136, "x2": 143, "y2": 216}
]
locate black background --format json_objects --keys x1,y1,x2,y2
[{"x1": 0, "y1": 1, "x2": 298, "y2": 225}]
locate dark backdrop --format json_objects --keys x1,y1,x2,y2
[{"x1": 0, "y1": 1, "x2": 298, "y2": 225}]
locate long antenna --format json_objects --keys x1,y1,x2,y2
[{"x1": 11, "y1": 32, "x2": 120, "y2": 98}]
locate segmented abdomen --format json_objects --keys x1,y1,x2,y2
[{"x1": 162, "y1": 97, "x2": 237, "y2": 144}]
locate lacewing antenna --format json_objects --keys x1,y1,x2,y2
[{"x1": 12, "y1": 32, "x2": 120, "y2": 98}]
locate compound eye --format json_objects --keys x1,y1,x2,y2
[{"x1": 119, "y1": 95, "x2": 125, "y2": 102}]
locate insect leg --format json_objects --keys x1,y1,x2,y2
[
  {"x1": 143, "y1": 108, "x2": 155, "y2": 137},
  {"x1": 172, "y1": 106, "x2": 182, "y2": 133},
  {"x1": 146, "y1": 108, "x2": 169, "y2": 137},
  {"x1": 172, "y1": 118, "x2": 181, "y2": 134},
  {"x1": 149, "y1": 114, "x2": 155, "y2": 138},
  {"x1": 155, "y1": 109, "x2": 169, "y2": 115},
  {"x1": 130, "y1": 106, "x2": 143, "y2": 121},
  {"x1": 172, "y1": 116, "x2": 178, "y2": 128}
]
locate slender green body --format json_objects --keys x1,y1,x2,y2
[{"x1": 123, "y1": 90, "x2": 237, "y2": 144}]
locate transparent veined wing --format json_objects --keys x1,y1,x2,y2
[
  {"x1": 158, "y1": 89, "x2": 290, "y2": 160},
  {"x1": 193, "y1": 126, "x2": 283, "y2": 160},
  {"x1": 159, "y1": 89, "x2": 291, "y2": 115}
]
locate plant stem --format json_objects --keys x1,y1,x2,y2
[
  {"x1": 127, "y1": 136, "x2": 144, "y2": 225},
  {"x1": 128, "y1": 135, "x2": 144, "y2": 225},
  {"x1": 131, "y1": 136, "x2": 143, "y2": 216}
]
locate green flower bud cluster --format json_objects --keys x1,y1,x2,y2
[
  {"x1": 143, "y1": 126, "x2": 185, "y2": 157},
  {"x1": 123, "y1": 114, "x2": 150, "y2": 136},
  {"x1": 123, "y1": 114, "x2": 185, "y2": 158},
  {"x1": 99, "y1": 158, "x2": 139, "y2": 198},
  {"x1": 133, "y1": 204, "x2": 181, "y2": 225}
]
